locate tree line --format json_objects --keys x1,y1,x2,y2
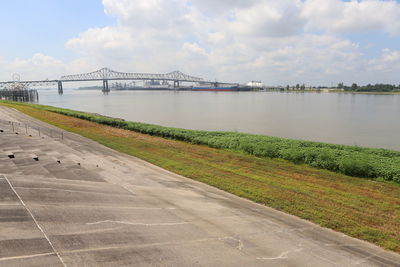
[
  {"x1": 338, "y1": 83, "x2": 400, "y2": 92},
  {"x1": 281, "y1": 83, "x2": 400, "y2": 92}
]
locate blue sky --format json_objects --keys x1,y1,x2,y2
[
  {"x1": 340, "y1": 0, "x2": 400, "y2": 59},
  {"x1": 1, "y1": 0, "x2": 400, "y2": 85},
  {"x1": 344, "y1": 31, "x2": 400, "y2": 59},
  {"x1": 0, "y1": 0, "x2": 114, "y2": 61}
]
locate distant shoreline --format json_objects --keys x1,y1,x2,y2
[
  {"x1": 334, "y1": 91, "x2": 400, "y2": 95},
  {"x1": 269, "y1": 89, "x2": 400, "y2": 95},
  {"x1": 75, "y1": 87, "x2": 400, "y2": 95}
]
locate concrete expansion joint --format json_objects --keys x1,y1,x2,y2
[
  {"x1": 324, "y1": 243, "x2": 361, "y2": 247},
  {"x1": 0, "y1": 252, "x2": 57, "y2": 263},
  {"x1": 13, "y1": 186, "x2": 136, "y2": 197},
  {"x1": 86, "y1": 220, "x2": 190, "y2": 227},
  {"x1": 349, "y1": 251, "x2": 384, "y2": 267},
  {"x1": 279, "y1": 226, "x2": 317, "y2": 233}
]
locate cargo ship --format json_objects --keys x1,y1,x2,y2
[{"x1": 192, "y1": 82, "x2": 249, "y2": 91}]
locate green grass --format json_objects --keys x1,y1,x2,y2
[
  {"x1": 3, "y1": 100, "x2": 400, "y2": 183},
  {"x1": 1, "y1": 101, "x2": 399, "y2": 252}
]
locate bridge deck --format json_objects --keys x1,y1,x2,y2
[{"x1": 0, "y1": 68, "x2": 206, "y2": 89}]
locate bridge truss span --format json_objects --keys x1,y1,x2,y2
[
  {"x1": 0, "y1": 80, "x2": 58, "y2": 90},
  {"x1": 60, "y1": 67, "x2": 205, "y2": 83},
  {"x1": 0, "y1": 67, "x2": 207, "y2": 95}
]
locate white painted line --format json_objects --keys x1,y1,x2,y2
[
  {"x1": 0, "y1": 252, "x2": 56, "y2": 262},
  {"x1": 3, "y1": 175, "x2": 67, "y2": 267}
]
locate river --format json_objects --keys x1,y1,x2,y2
[{"x1": 38, "y1": 89, "x2": 400, "y2": 151}]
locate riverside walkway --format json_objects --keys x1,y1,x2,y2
[{"x1": 0, "y1": 106, "x2": 399, "y2": 266}]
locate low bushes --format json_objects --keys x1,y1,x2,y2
[{"x1": 14, "y1": 102, "x2": 400, "y2": 183}]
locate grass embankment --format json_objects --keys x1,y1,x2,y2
[
  {"x1": 6, "y1": 101, "x2": 400, "y2": 183},
  {"x1": 1, "y1": 101, "x2": 399, "y2": 253}
]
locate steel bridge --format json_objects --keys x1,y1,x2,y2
[{"x1": 0, "y1": 68, "x2": 205, "y2": 94}]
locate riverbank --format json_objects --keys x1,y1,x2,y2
[
  {"x1": 336, "y1": 91, "x2": 400, "y2": 95},
  {"x1": 1, "y1": 101, "x2": 399, "y2": 253},
  {"x1": 275, "y1": 89, "x2": 400, "y2": 95},
  {"x1": 4, "y1": 101, "x2": 400, "y2": 183}
]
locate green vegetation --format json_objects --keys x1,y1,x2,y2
[
  {"x1": 1, "y1": 101, "x2": 399, "y2": 253},
  {"x1": 3, "y1": 101, "x2": 400, "y2": 183},
  {"x1": 340, "y1": 83, "x2": 400, "y2": 92},
  {"x1": 282, "y1": 83, "x2": 400, "y2": 93}
]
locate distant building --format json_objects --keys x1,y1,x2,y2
[
  {"x1": 247, "y1": 81, "x2": 264, "y2": 88},
  {"x1": 7, "y1": 82, "x2": 27, "y2": 90}
]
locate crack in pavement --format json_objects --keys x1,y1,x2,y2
[{"x1": 256, "y1": 251, "x2": 289, "y2": 260}]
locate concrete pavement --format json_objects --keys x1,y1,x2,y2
[{"x1": 0, "y1": 105, "x2": 399, "y2": 266}]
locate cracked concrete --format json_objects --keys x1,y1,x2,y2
[{"x1": 0, "y1": 105, "x2": 400, "y2": 266}]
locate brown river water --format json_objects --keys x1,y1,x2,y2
[{"x1": 38, "y1": 90, "x2": 400, "y2": 151}]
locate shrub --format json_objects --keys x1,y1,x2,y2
[{"x1": 338, "y1": 157, "x2": 376, "y2": 178}]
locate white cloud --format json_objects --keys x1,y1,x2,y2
[
  {"x1": 60, "y1": 0, "x2": 398, "y2": 85},
  {"x1": 302, "y1": 0, "x2": 400, "y2": 36},
  {"x1": 2, "y1": 0, "x2": 400, "y2": 85},
  {"x1": 368, "y1": 48, "x2": 400, "y2": 76},
  {"x1": 204, "y1": 34, "x2": 366, "y2": 84},
  {"x1": 229, "y1": 0, "x2": 305, "y2": 37},
  {"x1": 103, "y1": 0, "x2": 192, "y2": 32},
  {"x1": 0, "y1": 54, "x2": 65, "y2": 81}
]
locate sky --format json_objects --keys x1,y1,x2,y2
[{"x1": 1, "y1": 0, "x2": 400, "y2": 86}]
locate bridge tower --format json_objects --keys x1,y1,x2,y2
[
  {"x1": 57, "y1": 81, "x2": 63, "y2": 95},
  {"x1": 102, "y1": 80, "x2": 110, "y2": 94},
  {"x1": 173, "y1": 80, "x2": 180, "y2": 88}
]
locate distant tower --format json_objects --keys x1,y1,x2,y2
[
  {"x1": 12, "y1": 73, "x2": 21, "y2": 82},
  {"x1": 9, "y1": 73, "x2": 27, "y2": 90}
]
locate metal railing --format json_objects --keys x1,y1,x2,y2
[{"x1": 0, "y1": 118, "x2": 63, "y2": 140}]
